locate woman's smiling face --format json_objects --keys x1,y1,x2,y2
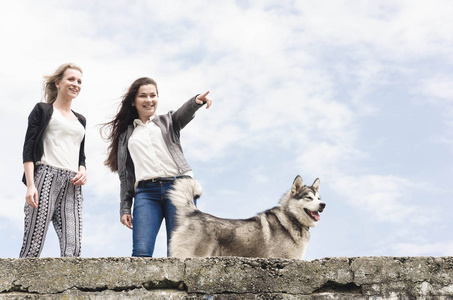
[
  {"x1": 133, "y1": 84, "x2": 158, "y2": 123},
  {"x1": 56, "y1": 68, "x2": 82, "y2": 100}
]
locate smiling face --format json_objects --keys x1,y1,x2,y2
[
  {"x1": 55, "y1": 68, "x2": 82, "y2": 100},
  {"x1": 133, "y1": 84, "x2": 158, "y2": 123}
]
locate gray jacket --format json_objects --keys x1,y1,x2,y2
[{"x1": 118, "y1": 95, "x2": 202, "y2": 217}]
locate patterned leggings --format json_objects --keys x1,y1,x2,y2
[{"x1": 19, "y1": 164, "x2": 83, "y2": 258}]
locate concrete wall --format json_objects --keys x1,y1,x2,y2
[{"x1": 0, "y1": 256, "x2": 452, "y2": 299}]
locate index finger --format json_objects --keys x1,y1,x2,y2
[{"x1": 199, "y1": 91, "x2": 210, "y2": 99}]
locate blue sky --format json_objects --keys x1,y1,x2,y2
[{"x1": 1, "y1": 0, "x2": 452, "y2": 260}]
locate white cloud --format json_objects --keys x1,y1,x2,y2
[
  {"x1": 331, "y1": 174, "x2": 437, "y2": 225},
  {"x1": 416, "y1": 75, "x2": 453, "y2": 147},
  {"x1": 293, "y1": 0, "x2": 453, "y2": 60},
  {"x1": 420, "y1": 76, "x2": 453, "y2": 103}
]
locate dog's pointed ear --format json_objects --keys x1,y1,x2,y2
[
  {"x1": 312, "y1": 178, "x2": 320, "y2": 192},
  {"x1": 291, "y1": 175, "x2": 304, "y2": 195}
]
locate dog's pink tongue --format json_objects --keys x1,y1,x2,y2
[{"x1": 311, "y1": 211, "x2": 321, "y2": 221}]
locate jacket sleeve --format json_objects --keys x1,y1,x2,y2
[
  {"x1": 119, "y1": 171, "x2": 133, "y2": 217},
  {"x1": 117, "y1": 130, "x2": 134, "y2": 218},
  {"x1": 171, "y1": 95, "x2": 203, "y2": 132},
  {"x1": 79, "y1": 136, "x2": 86, "y2": 168},
  {"x1": 76, "y1": 113, "x2": 87, "y2": 168},
  {"x1": 22, "y1": 103, "x2": 43, "y2": 163}
]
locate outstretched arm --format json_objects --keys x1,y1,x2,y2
[{"x1": 171, "y1": 92, "x2": 214, "y2": 131}]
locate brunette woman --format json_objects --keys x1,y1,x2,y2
[{"x1": 102, "y1": 77, "x2": 212, "y2": 257}]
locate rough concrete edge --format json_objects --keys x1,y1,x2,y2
[
  {"x1": 0, "y1": 257, "x2": 185, "y2": 295},
  {"x1": 1, "y1": 256, "x2": 452, "y2": 298}
]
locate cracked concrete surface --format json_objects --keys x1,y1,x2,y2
[{"x1": 0, "y1": 256, "x2": 452, "y2": 299}]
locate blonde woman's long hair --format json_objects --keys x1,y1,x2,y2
[{"x1": 43, "y1": 63, "x2": 83, "y2": 104}]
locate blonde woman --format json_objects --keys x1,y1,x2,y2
[{"x1": 20, "y1": 63, "x2": 87, "y2": 257}]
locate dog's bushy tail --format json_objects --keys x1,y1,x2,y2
[{"x1": 169, "y1": 178, "x2": 202, "y2": 215}]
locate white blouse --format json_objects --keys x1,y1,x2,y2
[
  {"x1": 38, "y1": 109, "x2": 85, "y2": 173},
  {"x1": 128, "y1": 116, "x2": 193, "y2": 188}
]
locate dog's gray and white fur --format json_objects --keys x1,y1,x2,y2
[{"x1": 168, "y1": 175, "x2": 325, "y2": 259}]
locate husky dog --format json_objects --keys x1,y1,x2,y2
[{"x1": 168, "y1": 175, "x2": 325, "y2": 259}]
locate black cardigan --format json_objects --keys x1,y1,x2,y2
[{"x1": 22, "y1": 102, "x2": 86, "y2": 185}]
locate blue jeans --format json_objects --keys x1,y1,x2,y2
[{"x1": 132, "y1": 180, "x2": 195, "y2": 257}]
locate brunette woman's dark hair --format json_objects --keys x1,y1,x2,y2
[{"x1": 101, "y1": 77, "x2": 158, "y2": 172}]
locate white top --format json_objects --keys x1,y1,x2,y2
[
  {"x1": 128, "y1": 116, "x2": 193, "y2": 188},
  {"x1": 38, "y1": 109, "x2": 85, "y2": 173}
]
